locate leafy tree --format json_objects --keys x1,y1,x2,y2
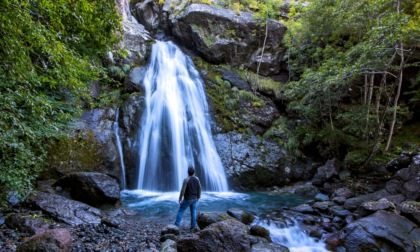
[
  {"x1": 284, "y1": 0, "x2": 420, "y2": 163},
  {"x1": 0, "y1": 0, "x2": 121, "y2": 205}
]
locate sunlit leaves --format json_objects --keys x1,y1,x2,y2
[{"x1": 0, "y1": 0, "x2": 121, "y2": 205}]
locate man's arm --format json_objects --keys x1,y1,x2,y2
[
  {"x1": 179, "y1": 178, "x2": 188, "y2": 203},
  {"x1": 197, "y1": 177, "x2": 201, "y2": 201}
]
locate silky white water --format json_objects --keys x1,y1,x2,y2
[
  {"x1": 135, "y1": 41, "x2": 228, "y2": 191},
  {"x1": 114, "y1": 108, "x2": 127, "y2": 189},
  {"x1": 257, "y1": 219, "x2": 329, "y2": 252}
]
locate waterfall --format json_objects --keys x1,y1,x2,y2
[
  {"x1": 135, "y1": 41, "x2": 228, "y2": 192},
  {"x1": 114, "y1": 108, "x2": 127, "y2": 189}
]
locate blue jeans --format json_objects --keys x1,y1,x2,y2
[{"x1": 174, "y1": 199, "x2": 197, "y2": 228}]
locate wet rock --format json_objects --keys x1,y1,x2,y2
[
  {"x1": 330, "y1": 206, "x2": 352, "y2": 218},
  {"x1": 386, "y1": 152, "x2": 414, "y2": 173},
  {"x1": 16, "y1": 229, "x2": 72, "y2": 252},
  {"x1": 63, "y1": 108, "x2": 121, "y2": 180},
  {"x1": 120, "y1": 92, "x2": 145, "y2": 136},
  {"x1": 360, "y1": 198, "x2": 393, "y2": 212},
  {"x1": 395, "y1": 167, "x2": 413, "y2": 182},
  {"x1": 28, "y1": 192, "x2": 102, "y2": 226},
  {"x1": 315, "y1": 193, "x2": 329, "y2": 201},
  {"x1": 214, "y1": 132, "x2": 315, "y2": 189},
  {"x1": 5, "y1": 213, "x2": 49, "y2": 235},
  {"x1": 125, "y1": 66, "x2": 147, "y2": 92},
  {"x1": 161, "y1": 224, "x2": 180, "y2": 236},
  {"x1": 292, "y1": 204, "x2": 315, "y2": 214},
  {"x1": 160, "y1": 234, "x2": 177, "y2": 243},
  {"x1": 199, "y1": 219, "x2": 251, "y2": 251},
  {"x1": 400, "y1": 201, "x2": 420, "y2": 225},
  {"x1": 53, "y1": 172, "x2": 120, "y2": 206},
  {"x1": 251, "y1": 242, "x2": 289, "y2": 252},
  {"x1": 332, "y1": 187, "x2": 354, "y2": 199},
  {"x1": 385, "y1": 179, "x2": 403, "y2": 194},
  {"x1": 227, "y1": 208, "x2": 255, "y2": 225},
  {"x1": 343, "y1": 189, "x2": 390, "y2": 211},
  {"x1": 402, "y1": 176, "x2": 420, "y2": 201},
  {"x1": 249, "y1": 225, "x2": 271, "y2": 242},
  {"x1": 134, "y1": 0, "x2": 160, "y2": 32},
  {"x1": 176, "y1": 235, "x2": 207, "y2": 252},
  {"x1": 197, "y1": 212, "x2": 233, "y2": 230},
  {"x1": 332, "y1": 196, "x2": 346, "y2": 205},
  {"x1": 101, "y1": 216, "x2": 120, "y2": 228},
  {"x1": 333, "y1": 210, "x2": 417, "y2": 252},
  {"x1": 312, "y1": 159, "x2": 340, "y2": 186},
  {"x1": 313, "y1": 201, "x2": 330, "y2": 211},
  {"x1": 161, "y1": 239, "x2": 177, "y2": 252},
  {"x1": 384, "y1": 194, "x2": 406, "y2": 204}
]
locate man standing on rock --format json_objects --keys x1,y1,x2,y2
[{"x1": 174, "y1": 166, "x2": 201, "y2": 231}]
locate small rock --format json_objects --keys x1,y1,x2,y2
[
  {"x1": 161, "y1": 224, "x2": 179, "y2": 236},
  {"x1": 293, "y1": 204, "x2": 315, "y2": 214},
  {"x1": 16, "y1": 228, "x2": 72, "y2": 252},
  {"x1": 251, "y1": 242, "x2": 288, "y2": 252},
  {"x1": 315, "y1": 193, "x2": 329, "y2": 201},
  {"x1": 161, "y1": 239, "x2": 177, "y2": 252}
]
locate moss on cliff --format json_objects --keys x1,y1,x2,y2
[{"x1": 43, "y1": 131, "x2": 106, "y2": 179}]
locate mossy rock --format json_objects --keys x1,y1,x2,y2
[{"x1": 249, "y1": 225, "x2": 272, "y2": 242}]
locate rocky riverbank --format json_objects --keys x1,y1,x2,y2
[{"x1": 1, "y1": 152, "x2": 419, "y2": 251}]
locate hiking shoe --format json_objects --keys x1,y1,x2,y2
[{"x1": 190, "y1": 226, "x2": 200, "y2": 233}]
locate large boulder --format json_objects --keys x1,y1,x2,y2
[
  {"x1": 47, "y1": 108, "x2": 122, "y2": 182},
  {"x1": 5, "y1": 213, "x2": 49, "y2": 235},
  {"x1": 329, "y1": 210, "x2": 417, "y2": 252},
  {"x1": 177, "y1": 219, "x2": 252, "y2": 252},
  {"x1": 170, "y1": 4, "x2": 287, "y2": 75},
  {"x1": 53, "y1": 172, "x2": 120, "y2": 206},
  {"x1": 16, "y1": 228, "x2": 72, "y2": 252},
  {"x1": 214, "y1": 132, "x2": 315, "y2": 190},
  {"x1": 197, "y1": 212, "x2": 233, "y2": 230},
  {"x1": 312, "y1": 159, "x2": 341, "y2": 186},
  {"x1": 28, "y1": 192, "x2": 102, "y2": 226}
]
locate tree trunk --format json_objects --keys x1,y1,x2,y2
[
  {"x1": 256, "y1": 15, "x2": 269, "y2": 93},
  {"x1": 385, "y1": 43, "x2": 404, "y2": 151}
]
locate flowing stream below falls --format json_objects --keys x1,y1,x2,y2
[{"x1": 121, "y1": 190, "x2": 329, "y2": 252}]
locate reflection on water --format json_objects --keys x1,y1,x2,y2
[{"x1": 121, "y1": 190, "x2": 329, "y2": 251}]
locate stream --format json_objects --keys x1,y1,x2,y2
[{"x1": 121, "y1": 190, "x2": 329, "y2": 251}]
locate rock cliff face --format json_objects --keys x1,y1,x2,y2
[
  {"x1": 133, "y1": 2, "x2": 288, "y2": 76},
  {"x1": 170, "y1": 4, "x2": 287, "y2": 76},
  {"x1": 59, "y1": 1, "x2": 309, "y2": 190}
]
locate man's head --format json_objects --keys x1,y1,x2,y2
[{"x1": 188, "y1": 166, "x2": 195, "y2": 176}]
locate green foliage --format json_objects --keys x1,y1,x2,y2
[
  {"x1": 263, "y1": 117, "x2": 303, "y2": 158},
  {"x1": 235, "y1": 67, "x2": 284, "y2": 98},
  {"x1": 283, "y1": 0, "x2": 420, "y2": 160},
  {"x1": 0, "y1": 0, "x2": 121, "y2": 205}
]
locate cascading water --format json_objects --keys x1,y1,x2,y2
[
  {"x1": 114, "y1": 108, "x2": 127, "y2": 189},
  {"x1": 135, "y1": 41, "x2": 228, "y2": 192},
  {"x1": 257, "y1": 219, "x2": 329, "y2": 252}
]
